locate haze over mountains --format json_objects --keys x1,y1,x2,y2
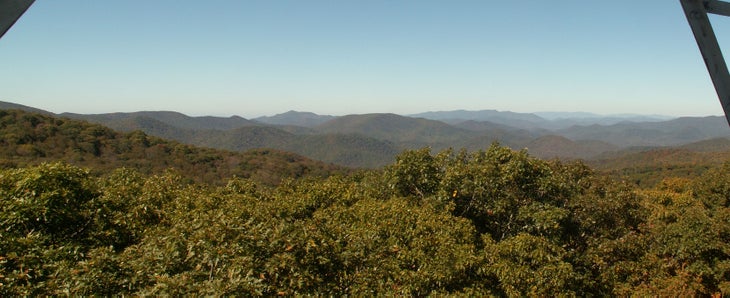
[{"x1": 2, "y1": 100, "x2": 730, "y2": 168}]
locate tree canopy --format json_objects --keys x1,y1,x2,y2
[{"x1": 2, "y1": 142, "x2": 729, "y2": 295}]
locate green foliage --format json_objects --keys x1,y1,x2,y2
[
  {"x1": 0, "y1": 163, "x2": 100, "y2": 295},
  {"x1": 693, "y1": 162, "x2": 730, "y2": 209},
  {"x1": 0, "y1": 140, "x2": 729, "y2": 296},
  {"x1": 481, "y1": 233, "x2": 578, "y2": 296},
  {"x1": 300, "y1": 197, "x2": 477, "y2": 295},
  {"x1": 436, "y1": 144, "x2": 576, "y2": 240},
  {"x1": 386, "y1": 147, "x2": 442, "y2": 198},
  {"x1": 0, "y1": 109, "x2": 347, "y2": 186},
  {"x1": 0, "y1": 163, "x2": 95, "y2": 243},
  {"x1": 589, "y1": 148, "x2": 729, "y2": 188}
]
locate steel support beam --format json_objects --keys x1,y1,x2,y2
[
  {"x1": 681, "y1": 0, "x2": 730, "y2": 124},
  {"x1": 0, "y1": 0, "x2": 35, "y2": 40},
  {"x1": 707, "y1": 0, "x2": 730, "y2": 16}
]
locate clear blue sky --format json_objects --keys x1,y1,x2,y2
[{"x1": 0, "y1": 1, "x2": 726, "y2": 118}]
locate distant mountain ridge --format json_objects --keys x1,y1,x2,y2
[
  {"x1": 0, "y1": 100, "x2": 54, "y2": 115},
  {"x1": 2, "y1": 100, "x2": 729, "y2": 168},
  {"x1": 0, "y1": 109, "x2": 346, "y2": 185},
  {"x1": 413, "y1": 109, "x2": 679, "y2": 130},
  {"x1": 60, "y1": 113, "x2": 398, "y2": 168},
  {"x1": 534, "y1": 111, "x2": 672, "y2": 121},
  {"x1": 316, "y1": 113, "x2": 477, "y2": 148},
  {"x1": 62, "y1": 111, "x2": 258, "y2": 131},
  {"x1": 557, "y1": 116, "x2": 730, "y2": 147},
  {"x1": 254, "y1": 110, "x2": 335, "y2": 127},
  {"x1": 409, "y1": 109, "x2": 547, "y2": 130}
]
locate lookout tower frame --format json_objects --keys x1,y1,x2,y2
[{"x1": 681, "y1": 0, "x2": 730, "y2": 124}]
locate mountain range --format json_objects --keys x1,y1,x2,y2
[
  {"x1": 0, "y1": 108, "x2": 347, "y2": 186},
  {"x1": 2, "y1": 100, "x2": 730, "y2": 168}
]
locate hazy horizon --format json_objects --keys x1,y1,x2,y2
[{"x1": 1, "y1": 99, "x2": 702, "y2": 121}]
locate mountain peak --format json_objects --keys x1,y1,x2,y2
[{"x1": 255, "y1": 111, "x2": 335, "y2": 127}]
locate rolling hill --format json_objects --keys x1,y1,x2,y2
[
  {"x1": 315, "y1": 113, "x2": 478, "y2": 148},
  {"x1": 522, "y1": 135, "x2": 618, "y2": 160},
  {"x1": 410, "y1": 109, "x2": 547, "y2": 130},
  {"x1": 558, "y1": 116, "x2": 730, "y2": 147},
  {"x1": 191, "y1": 126, "x2": 400, "y2": 168},
  {"x1": 4, "y1": 100, "x2": 730, "y2": 169},
  {"x1": 47, "y1": 109, "x2": 398, "y2": 167},
  {"x1": 586, "y1": 137, "x2": 730, "y2": 187},
  {"x1": 63, "y1": 111, "x2": 257, "y2": 131},
  {"x1": 0, "y1": 100, "x2": 54, "y2": 115},
  {"x1": 0, "y1": 109, "x2": 346, "y2": 185},
  {"x1": 415, "y1": 109, "x2": 677, "y2": 130}
]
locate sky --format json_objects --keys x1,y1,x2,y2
[{"x1": 0, "y1": 1, "x2": 727, "y2": 118}]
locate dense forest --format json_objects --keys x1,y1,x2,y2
[
  {"x1": 1, "y1": 109, "x2": 730, "y2": 295},
  {"x1": 0, "y1": 110, "x2": 347, "y2": 186}
]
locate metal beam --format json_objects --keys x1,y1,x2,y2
[
  {"x1": 707, "y1": 0, "x2": 730, "y2": 17},
  {"x1": 0, "y1": 0, "x2": 35, "y2": 40},
  {"x1": 681, "y1": 0, "x2": 730, "y2": 124}
]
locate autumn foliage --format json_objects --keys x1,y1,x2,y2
[{"x1": 1, "y1": 110, "x2": 729, "y2": 295}]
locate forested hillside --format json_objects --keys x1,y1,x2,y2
[
  {"x1": 589, "y1": 138, "x2": 730, "y2": 188},
  {"x1": 7, "y1": 100, "x2": 730, "y2": 168},
  {"x1": 63, "y1": 111, "x2": 399, "y2": 168},
  {"x1": 557, "y1": 116, "x2": 730, "y2": 147},
  {"x1": 0, "y1": 109, "x2": 728, "y2": 295},
  {"x1": 0, "y1": 110, "x2": 346, "y2": 185},
  {"x1": 63, "y1": 111, "x2": 257, "y2": 131},
  {"x1": 315, "y1": 113, "x2": 474, "y2": 147}
]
